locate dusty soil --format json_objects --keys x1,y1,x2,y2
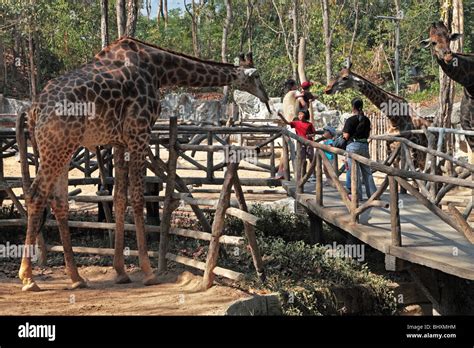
[{"x1": 0, "y1": 266, "x2": 250, "y2": 315}]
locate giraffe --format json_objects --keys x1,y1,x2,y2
[
  {"x1": 18, "y1": 37, "x2": 270, "y2": 292},
  {"x1": 324, "y1": 64, "x2": 432, "y2": 168},
  {"x1": 421, "y1": 21, "x2": 474, "y2": 149}
]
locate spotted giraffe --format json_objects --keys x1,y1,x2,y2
[
  {"x1": 422, "y1": 21, "x2": 474, "y2": 149},
  {"x1": 18, "y1": 37, "x2": 269, "y2": 291},
  {"x1": 324, "y1": 65, "x2": 432, "y2": 169}
]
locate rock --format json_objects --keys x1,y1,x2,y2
[
  {"x1": 225, "y1": 293, "x2": 283, "y2": 315},
  {"x1": 159, "y1": 93, "x2": 223, "y2": 123}
]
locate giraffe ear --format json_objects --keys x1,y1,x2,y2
[
  {"x1": 246, "y1": 52, "x2": 254, "y2": 67},
  {"x1": 450, "y1": 33, "x2": 462, "y2": 41}
]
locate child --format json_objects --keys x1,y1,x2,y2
[
  {"x1": 277, "y1": 110, "x2": 315, "y2": 177},
  {"x1": 322, "y1": 125, "x2": 337, "y2": 187}
]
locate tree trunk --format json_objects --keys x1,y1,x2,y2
[
  {"x1": 101, "y1": 0, "x2": 109, "y2": 48},
  {"x1": 348, "y1": 0, "x2": 359, "y2": 60},
  {"x1": 321, "y1": 0, "x2": 332, "y2": 84},
  {"x1": 126, "y1": 0, "x2": 138, "y2": 37},
  {"x1": 291, "y1": 0, "x2": 299, "y2": 80},
  {"x1": 28, "y1": 0, "x2": 37, "y2": 99},
  {"x1": 221, "y1": 0, "x2": 232, "y2": 108},
  {"x1": 116, "y1": 0, "x2": 126, "y2": 37},
  {"x1": 298, "y1": 37, "x2": 306, "y2": 83},
  {"x1": 157, "y1": 0, "x2": 163, "y2": 25},
  {"x1": 186, "y1": 1, "x2": 201, "y2": 57},
  {"x1": 164, "y1": 0, "x2": 168, "y2": 27}
]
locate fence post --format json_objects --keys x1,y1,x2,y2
[
  {"x1": 270, "y1": 140, "x2": 276, "y2": 178},
  {"x1": 158, "y1": 116, "x2": 179, "y2": 273},
  {"x1": 282, "y1": 136, "x2": 291, "y2": 180},
  {"x1": 389, "y1": 175, "x2": 402, "y2": 246},
  {"x1": 207, "y1": 131, "x2": 213, "y2": 180},
  {"x1": 202, "y1": 161, "x2": 238, "y2": 289},
  {"x1": 316, "y1": 150, "x2": 323, "y2": 206},
  {"x1": 296, "y1": 142, "x2": 303, "y2": 194},
  {"x1": 350, "y1": 158, "x2": 359, "y2": 224}
]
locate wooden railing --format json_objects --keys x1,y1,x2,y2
[{"x1": 281, "y1": 126, "x2": 474, "y2": 247}]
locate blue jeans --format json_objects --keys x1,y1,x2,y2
[{"x1": 346, "y1": 142, "x2": 377, "y2": 200}]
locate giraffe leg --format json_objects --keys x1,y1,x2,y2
[
  {"x1": 50, "y1": 167, "x2": 87, "y2": 289},
  {"x1": 129, "y1": 148, "x2": 159, "y2": 286},
  {"x1": 18, "y1": 170, "x2": 53, "y2": 291},
  {"x1": 113, "y1": 146, "x2": 131, "y2": 284}
]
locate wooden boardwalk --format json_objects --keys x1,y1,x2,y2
[{"x1": 283, "y1": 180, "x2": 474, "y2": 281}]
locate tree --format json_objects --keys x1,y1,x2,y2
[
  {"x1": 100, "y1": 0, "x2": 109, "y2": 48},
  {"x1": 321, "y1": 0, "x2": 346, "y2": 84},
  {"x1": 184, "y1": 0, "x2": 206, "y2": 58},
  {"x1": 125, "y1": 0, "x2": 138, "y2": 37},
  {"x1": 222, "y1": 0, "x2": 232, "y2": 105},
  {"x1": 437, "y1": 0, "x2": 463, "y2": 128},
  {"x1": 116, "y1": 0, "x2": 126, "y2": 37}
]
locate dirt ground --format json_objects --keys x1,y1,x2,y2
[{"x1": 0, "y1": 266, "x2": 250, "y2": 315}]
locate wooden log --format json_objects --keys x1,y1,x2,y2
[
  {"x1": 159, "y1": 116, "x2": 179, "y2": 273},
  {"x1": 206, "y1": 131, "x2": 213, "y2": 180},
  {"x1": 350, "y1": 159, "x2": 359, "y2": 224},
  {"x1": 202, "y1": 161, "x2": 238, "y2": 290},
  {"x1": 270, "y1": 141, "x2": 276, "y2": 177},
  {"x1": 395, "y1": 176, "x2": 469, "y2": 239},
  {"x1": 170, "y1": 227, "x2": 244, "y2": 245},
  {"x1": 315, "y1": 150, "x2": 323, "y2": 206},
  {"x1": 282, "y1": 136, "x2": 291, "y2": 180},
  {"x1": 225, "y1": 207, "x2": 259, "y2": 226},
  {"x1": 299, "y1": 151, "x2": 316, "y2": 191},
  {"x1": 389, "y1": 176, "x2": 402, "y2": 247},
  {"x1": 233, "y1": 173, "x2": 265, "y2": 281},
  {"x1": 447, "y1": 203, "x2": 474, "y2": 244},
  {"x1": 295, "y1": 142, "x2": 303, "y2": 194},
  {"x1": 166, "y1": 253, "x2": 244, "y2": 281}
]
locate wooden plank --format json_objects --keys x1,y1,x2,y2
[
  {"x1": 225, "y1": 207, "x2": 259, "y2": 226},
  {"x1": 166, "y1": 253, "x2": 244, "y2": 281},
  {"x1": 170, "y1": 227, "x2": 244, "y2": 245}
]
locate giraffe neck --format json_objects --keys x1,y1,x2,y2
[
  {"x1": 437, "y1": 53, "x2": 474, "y2": 95},
  {"x1": 101, "y1": 37, "x2": 240, "y2": 90},
  {"x1": 351, "y1": 73, "x2": 414, "y2": 130}
]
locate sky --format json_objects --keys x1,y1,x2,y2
[{"x1": 140, "y1": 0, "x2": 186, "y2": 18}]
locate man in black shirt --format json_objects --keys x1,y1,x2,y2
[{"x1": 343, "y1": 98, "x2": 377, "y2": 200}]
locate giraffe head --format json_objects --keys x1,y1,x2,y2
[
  {"x1": 233, "y1": 53, "x2": 270, "y2": 111},
  {"x1": 324, "y1": 62, "x2": 359, "y2": 95},
  {"x1": 421, "y1": 21, "x2": 462, "y2": 63}
]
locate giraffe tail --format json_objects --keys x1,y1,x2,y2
[{"x1": 15, "y1": 108, "x2": 35, "y2": 196}]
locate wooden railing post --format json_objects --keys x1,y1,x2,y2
[
  {"x1": 233, "y1": 172, "x2": 265, "y2": 281},
  {"x1": 202, "y1": 161, "x2": 238, "y2": 289},
  {"x1": 270, "y1": 140, "x2": 276, "y2": 178},
  {"x1": 282, "y1": 135, "x2": 291, "y2": 180},
  {"x1": 389, "y1": 175, "x2": 402, "y2": 246},
  {"x1": 296, "y1": 142, "x2": 303, "y2": 194},
  {"x1": 315, "y1": 150, "x2": 323, "y2": 206},
  {"x1": 206, "y1": 131, "x2": 213, "y2": 180},
  {"x1": 158, "y1": 116, "x2": 179, "y2": 273},
  {"x1": 350, "y1": 158, "x2": 359, "y2": 223}
]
